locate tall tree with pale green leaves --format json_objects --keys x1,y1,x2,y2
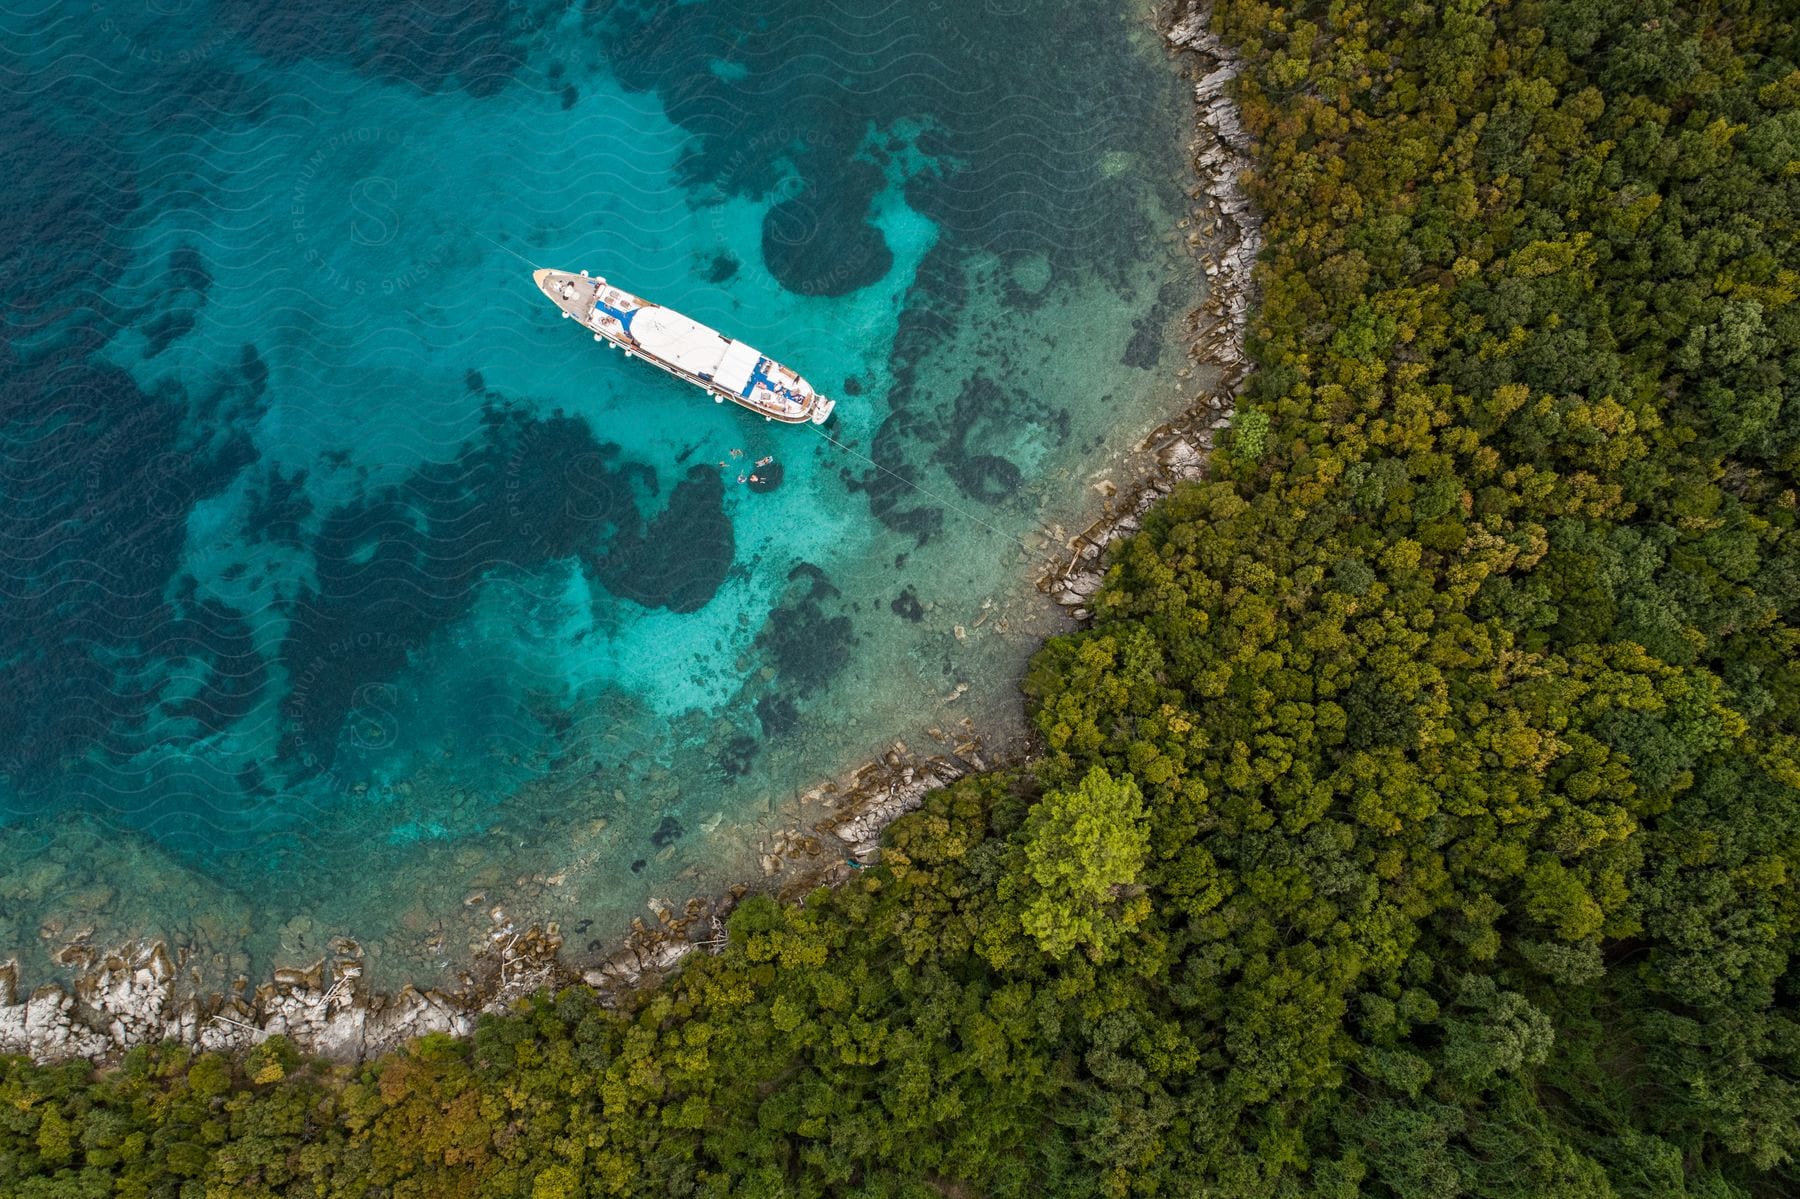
[{"x1": 1002, "y1": 765, "x2": 1151, "y2": 961}]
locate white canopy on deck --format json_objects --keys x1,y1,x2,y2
[
  {"x1": 712, "y1": 340, "x2": 763, "y2": 394},
  {"x1": 630, "y1": 304, "x2": 764, "y2": 386}
]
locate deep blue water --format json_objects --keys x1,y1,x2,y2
[{"x1": 0, "y1": 0, "x2": 1200, "y2": 983}]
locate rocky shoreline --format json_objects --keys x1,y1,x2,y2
[
  {"x1": 1043, "y1": 0, "x2": 1259, "y2": 611},
  {"x1": 0, "y1": 0, "x2": 1258, "y2": 1067},
  {"x1": 0, "y1": 744, "x2": 978, "y2": 1064}
]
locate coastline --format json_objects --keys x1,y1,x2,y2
[
  {"x1": 1042, "y1": 1, "x2": 1258, "y2": 610},
  {"x1": 0, "y1": 747, "x2": 978, "y2": 1063},
  {"x1": 0, "y1": 0, "x2": 1259, "y2": 1066}
]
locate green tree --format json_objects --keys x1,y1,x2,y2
[{"x1": 1002, "y1": 766, "x2": 1150, "y2": 961}]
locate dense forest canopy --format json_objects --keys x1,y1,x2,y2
[{"x1": 4, "y1": 0, "x2": 1798, "y2": 1195}]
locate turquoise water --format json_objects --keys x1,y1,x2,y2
[{"x1": 0, "y1": 0, "x2": 1202, "y2": 987}]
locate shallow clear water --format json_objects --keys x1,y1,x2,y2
[{"x1": 0, "y1": 0, "x2": 1202, "y2": 987}]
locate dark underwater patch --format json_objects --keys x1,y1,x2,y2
[
  {"x1": 944, "y1": 453, "x2": 1023, "y2": 502},
  {"x1": 717, "y1": 734, "x2": 759, "y2": 778},
  {"x1": 591, "y1": 465, "x2": 734, "y2": 614},
  {"x1": 841, "y1": 411, "x2": 944, "y2": 544},
  {"x1": 890, "y1": 587, "x2": 924, "y2": 622},
  {"x1": 746, "y1": 460, "x2": 784, "y2": 492},
  {"x1": 1121, "y1": 278, "x2": 1192, "y2": 370},
  {"x1": 651, "y1": 815, "x2": 684, "y2": 848},
  {"x1": 762, "y1": 162, "x2": 892, "y2": 297},
  {"x1": 835, "y1": 246, "x2": 966, "y2": 536},
  {"x1": 0, "y1": 103, "x2": 140, "y2": 337},
  {"x1": 785, "y1": 563, "x2": 837, "y2": 600},
  {"x1": 239, "y1": 342, "x2": 270, "y2": 400},
  {"x1": 214, "y1": 0, "x2": 540, "y2": 97},
  {"x1": 755, "y1": 693, "x2": 799, "y2": 735},
  {"x1": 157, "y1": 583, "x2": 270, "y2": 738},
  {"x1": 932, "y1": 373, "x2": 1071, "y2": 504},
  {"x1": 142, "y1": 244, "x2": 214, "y2": 359},
  {"x1": 706, "y1": 252, "x2": 740, "y2": 284},
  {"x1": 0, "y1": 352, "x2": 264, "y2": 785},
  {"x1": 756, "y1": 563, "x2": 855, "y2": 692},
  {"x1": 1000, "y1": 254, "x2": 1057, "y2": 313},
  {"x1": 245, "y1": 465, "x2": 314, "y2": 548},
  {"x1": 169, "y1": 245, "x2": 211, "y2": 292},
  {"x1": 142, "y1": 310, "x2": 198, "y2": 360},
  {"x1": 276, "y1": 406, "x2": 736, "y2": 770}
]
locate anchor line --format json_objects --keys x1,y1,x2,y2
[
  {"x1": 476, "y1": 231, "x2": 546, "y2": 273},
  {"x1": 804, "y1": 421, "x2": 1039, "y2": 553}
]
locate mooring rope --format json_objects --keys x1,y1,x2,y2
[
  {"x1": 804, "y1": 420, "x2": 1043, "y2": 552},
  {"x1": 477, "y1": 231, "x2": 547, "y2": 273}
]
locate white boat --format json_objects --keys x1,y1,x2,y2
[{"x1": 533, "y1": 269, "x2": 835, "y2": 425}]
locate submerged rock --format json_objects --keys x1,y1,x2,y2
[
  {"x1": 705, "y1": 251, "x2": 739, "y2": 283},
  {"x1": 890, "y1": 587, "x2": 925, "y2": 622},
  {"x1": 745, "y1": 460, "x2": 784, "y2": 492}
]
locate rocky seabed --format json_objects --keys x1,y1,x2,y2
[{"x1": 2, "y1": 0, "x2": 1256, "y2": 1066}]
